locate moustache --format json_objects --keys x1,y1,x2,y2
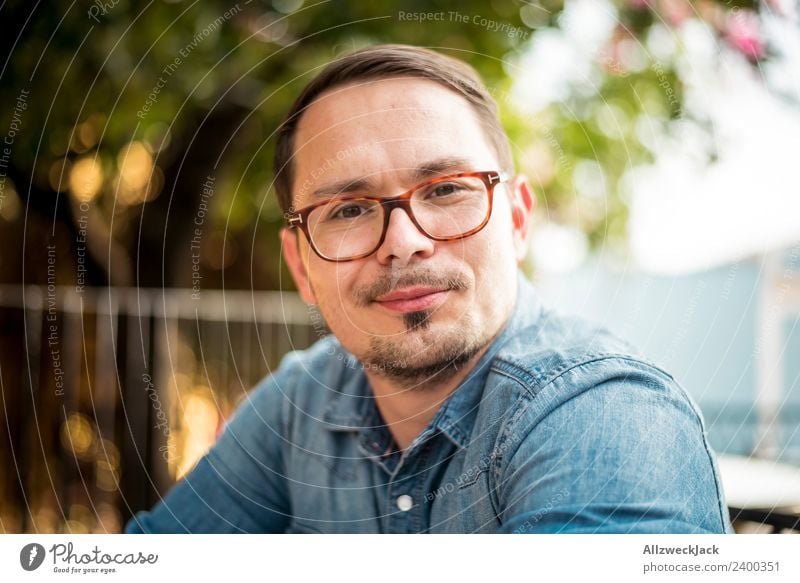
[{"x1": 352, "y1": 269, "x2": 469, "y2": 307}]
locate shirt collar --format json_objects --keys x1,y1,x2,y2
[
  {"x1": 321, "y1": 271, "x2": 544, "y2": 450},
  {"x1": 426, "y1": 271, "x2": 543, "y2": 449}
]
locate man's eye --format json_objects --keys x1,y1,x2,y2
[
  {"x1": 429, "y1": 182, "x2": 466, "y2": 198},
  {"x1": 330, "y1": 203, "x2": 370, "y2": 220}
]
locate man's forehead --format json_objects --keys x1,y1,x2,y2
[
  {"x1": 293, "y1": 78, "x2": 484, "y2": 159},
  {"x1": 291, "y1": 78, "x2": 494, "y2": 204},
  {"x1": 298, "y1": 77, "x2": 472, "y2": 130}
]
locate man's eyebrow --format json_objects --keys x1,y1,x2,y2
[
  {"x1": 410, "y1": 156, "x2": 474, "y2": 182},
  {"x1": 310, "y1": 176, "x2": 374, "y2": 199},
  {"x1": 309, "y1": 157, "x2": 475, "y2": 200}
]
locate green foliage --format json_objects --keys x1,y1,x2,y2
[{"x1": 0, "y1": 0, "x2": 771, "y2": 288}]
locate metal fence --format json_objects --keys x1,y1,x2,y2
[{"x1": 0, "y1": 285, "x2": 316, "y2": 533}]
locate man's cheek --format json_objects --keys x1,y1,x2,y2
[{"x1": 482, "y1": 227, "x2": 511, "y2": 262}]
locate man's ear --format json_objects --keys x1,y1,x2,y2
[
  {"x1": 508, "y1": 175, "x2": 535, "y2": 262},
  {"x1": 280, "y1": 228, "x2": 318, "y2": 305}
]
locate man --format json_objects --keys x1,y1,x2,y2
[{"x1": 126, "y1": 44, "x2": 731, "y2": 534}]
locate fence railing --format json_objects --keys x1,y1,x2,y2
[{"x1": 0, "y1": 285, "x2": 316, "y2": 533}]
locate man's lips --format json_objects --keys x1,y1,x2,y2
[{"x1": 373, "y1": 287, "x2": 450, "y2": 313}]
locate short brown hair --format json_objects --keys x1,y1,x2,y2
[{"x1": 272, "y1": 44, "x2": 514, "y2": 214}]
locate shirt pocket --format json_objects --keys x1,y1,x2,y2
[{"x1": 456, "y1": 448, "x2": 498, "y2": 491}]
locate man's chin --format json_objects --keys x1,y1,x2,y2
[
  {"x1": 369, "y1": 309, "x2": 450, "y2": 340},
  {"x1": 362, "y1": 339, "x2": 484, "y2": 389},
  {"x1": 360, "y1": 315, "x2": 489, "y2": 389}
]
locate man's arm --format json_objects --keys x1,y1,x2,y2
[
  {"x1": 496, "y1": 361, "x2": 731, "y2": 533},
  {"x1": 125, "y1": 358, "x2": 295, "y2": 533}
]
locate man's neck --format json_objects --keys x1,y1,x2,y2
[
  {"x1": 365, "y1": 346, "x2": 489, "y2": 453},
  {"x1": 363, "y1": 277, "x2": 521, "y2": 453}
]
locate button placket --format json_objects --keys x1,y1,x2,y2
[{"x1": 384, "y1": 439, "x2": 437, "y2": 533}]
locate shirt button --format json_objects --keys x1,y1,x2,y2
[{"x1": 396, "y1": 495, "x2": 413, "y2": 512}]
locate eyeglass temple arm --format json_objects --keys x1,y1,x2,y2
[{"x1": 491, "y1": 172, "x2": 509, "y2": 184}]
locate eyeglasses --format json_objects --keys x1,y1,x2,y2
[{"x1": 286, "y1": 170, "x2": 508, "y2": 262}]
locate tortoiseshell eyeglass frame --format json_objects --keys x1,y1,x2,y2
[{"x1": 285, "y1": 170, "x2": 509, "y2": 262}]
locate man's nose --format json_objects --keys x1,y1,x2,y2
[{"x1": 374, "y1": 207, "x2": 435, "y2": 266}]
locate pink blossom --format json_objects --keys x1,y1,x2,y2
[
  {"x1": 726, "y1": 9, "x2": 766, "y2": 60},
  {"x1": 661, "y1": 0, "x2": 693, "y2": 28}
]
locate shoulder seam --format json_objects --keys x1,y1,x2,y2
[{"x1": 491, "y1": 353, "x2": 675, "y2": 400}]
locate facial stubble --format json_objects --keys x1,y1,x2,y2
[
  {"x1": 315, "y1": 268, "x2": 493, "y2": 390},
  {"x1": 363, "y1": 304, "x2": 488, "y2": 390}
]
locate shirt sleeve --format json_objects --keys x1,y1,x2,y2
[
  {"x1": 496, "y1": 360, "x2": 732, "y2": 534},
  {"x1": 125, "y1": 355, "x2": 297, "y2": 534}
]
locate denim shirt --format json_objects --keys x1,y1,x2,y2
[{"x1": 126, "y1": 272, "x2": 732, "y2": 534}]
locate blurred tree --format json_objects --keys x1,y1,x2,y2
[{"x1": 0, "y1": 0, "x2": 769, "y2": 290}]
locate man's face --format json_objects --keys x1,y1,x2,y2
[{"x1": 281, "y1": 77, "x2": 533, "y2": 388}]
